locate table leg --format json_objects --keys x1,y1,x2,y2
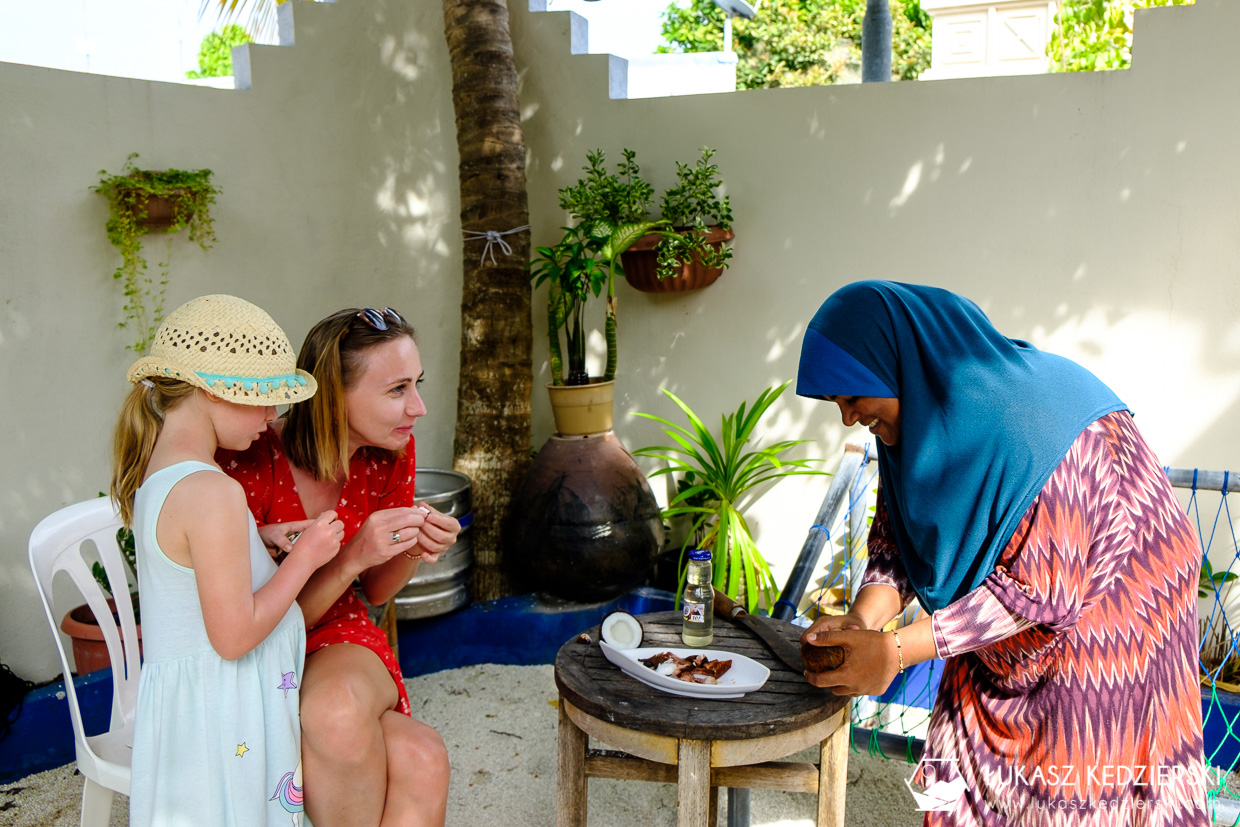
[
  {"x1": 677, "y1": 739, "x2": 712, "y2": 827},
  {"x1": 817, "y1": 719, "x2": 850, "y2": 827},
  {"x1": 558, "y1": 700, "x2": 588, "y2": 827}
]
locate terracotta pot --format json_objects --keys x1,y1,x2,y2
[
  {"x1": 620, "y1": 226, "x2": 735, "y2": 293},
  {"x1": 131, "y1": 191, "x2": 192, "y2": 231},
  {"x1": 509, "y1": 430, "x2": 664, "y2": 601},
  {"x1": 547, "y1": 379, "x2": 615, "y2": 435},
  {"x1": 60, "y1": 598, "x2": 142, "y2": 676}
]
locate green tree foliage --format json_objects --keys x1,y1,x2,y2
[
  {"x1": 1048, "y1": 0, "x2": 1194, "y2": 72},
  {"x1": 659, "y1": 0, "x2": 931, "y2": 88},
  {"x1": 186, "y1": 24, "x2": 254, "y2": 79}
]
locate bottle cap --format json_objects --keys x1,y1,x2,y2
[{"x1": 688, "y1": 548, "x2": 711, "y2": 561}]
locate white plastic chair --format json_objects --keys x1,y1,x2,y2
[{"x1": 28, "y1": 497, "x2": 140, "y2": 826}]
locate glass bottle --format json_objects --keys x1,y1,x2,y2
[{"x1": 681, "y1": 548, "x2": 714, "y2": 647}]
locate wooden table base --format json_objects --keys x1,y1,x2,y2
[{"x1": 556, "y1": 699, "x2": 849, "y2": 827}]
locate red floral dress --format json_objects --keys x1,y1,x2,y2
[{"x1": 218, "y1": 429, "x2": 413, "y2": 716}]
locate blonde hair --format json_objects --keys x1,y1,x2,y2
[
  {"x1": 109, "y1": 377, "x2": 197, "y2": 526},
  {"x1": 283, "y1": 308, "x2": 417, "y2": 481}
]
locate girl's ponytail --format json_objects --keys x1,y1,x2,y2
[{"x1": 109, "y1": 378, "x2": 196, "y2": 526}]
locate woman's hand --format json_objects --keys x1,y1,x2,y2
[
  {"x1": 340, "y1": 506, "x2": 429, "y2": 574},
  {"x1": 411, "y1": 504, "x2": 461, "y2": 564},
  {"x1": 803, "y1": 628, "x2": 902, "y2": 697},
  {"x1": 257, "y1": 519, "x2": 315, "y2": 557},
  {"x1": 288, "y1": 510, "x2": 345, "y2": 570}
]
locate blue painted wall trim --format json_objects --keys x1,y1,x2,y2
[
  {"x1": 397, "y1": 587, "x2": 674, "y2": 677},
  {"x1": 0, "y1": 588, "x2": 675, "y2": 783}
]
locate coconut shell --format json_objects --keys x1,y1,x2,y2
[{"x1": 801, "y1": 641, "x2": 845, "y2": 673}]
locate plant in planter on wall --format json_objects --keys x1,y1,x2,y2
[
  {"x1": 92, "y1": 153, "x2": 220, "y2": 352},
  {"x1": 560, "y1": 146, "x2": 735, "y2": 292},
  {"x1": 652, "y1": 147, "x2": 733, "y2": 281},
  {"x1": 633, "y1": 381, "x2": 826, "y2": 612}
]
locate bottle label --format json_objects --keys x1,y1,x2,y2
[{"x1": 682, "y1": 601, "x2": 706, "y2": 624}]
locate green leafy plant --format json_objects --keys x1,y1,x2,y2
[
  {"x1": 634, "y1": 381, "x2": 827, "y2": 612},
  {"x1": 653, "y1": 147, "x2": 733, "y2": 280},
  {"x1": 1048, "y1": 0, "x2": 1194, "y2": 73},
  {"x1": 1200, "y1": 558, "x2": 1237, "y2": 599},
  {"x1": 557, "y1": 146, "x2": 733, "y2": 285},
  {"x1": 92, "y1": 154, "x2": 220, "y2": 353},
  {"x1": 532, "y1": 149, "x2": 663, "y2": 386},
  {"x1": 660, "y1": 0, "x2": 931, "y2": 86},
  {"x1": 186, "y1": 24, "x2": 253, "y2": 79}
]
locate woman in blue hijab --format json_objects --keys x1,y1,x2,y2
[{"x1": 798, "y1": 282, "x2": 1206, "y2": 824}]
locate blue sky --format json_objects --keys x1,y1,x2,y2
[{"x1": 0, "y1": 0, "x2": 683, "y2": 84}]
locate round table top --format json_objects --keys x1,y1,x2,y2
[{"x1": 554, "y1": 611, "x2": 846, "y2": 741}]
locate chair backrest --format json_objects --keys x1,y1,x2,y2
[{"x1": 28, "y1": 498, "x2": 141, "y2": 755}]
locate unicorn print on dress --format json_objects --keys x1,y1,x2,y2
[{"x1": 270, "y1": 761, "x2": 305, "y2": 826}]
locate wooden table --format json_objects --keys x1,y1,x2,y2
[{"x1": 554, "y1": 611, "x2": 849, "y2": 827}]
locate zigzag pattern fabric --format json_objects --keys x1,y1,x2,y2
[{"x1": 866, "y1": 412, "x2": 1209, "y2": 825}]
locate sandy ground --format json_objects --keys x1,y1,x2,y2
[{"x1": 0, "y1": 663, "x2": 924, "y2": 827}]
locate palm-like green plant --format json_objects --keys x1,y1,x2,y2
[
  {"x1": 634, "y1": 381, "x2": 827, "y2": 612},
  {"x1": 530, "y1": 220, "x2": 662, "y2": 386}
]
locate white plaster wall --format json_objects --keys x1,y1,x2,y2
[
  {"x1": 512, "y1": 0, "x2": 1240, "y2": 611},
  {"x1": 0, "y1": 0, "x2": 462, "y2": 680},
  {"x1": 2, "y1": 0, "x2": 1236, "y2": 681}
]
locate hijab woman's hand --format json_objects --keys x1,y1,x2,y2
[
  {"x1": 801, "y1": 611, "x2": 869, "y2": 642},
  {"x1": 802, "y1": 628, "x2": 902, "y2": 697}
]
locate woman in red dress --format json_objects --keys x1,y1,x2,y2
[{"x1": 219, "y1": 307, "x2": 458, "y2": 827}]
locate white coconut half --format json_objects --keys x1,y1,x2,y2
[{"x1": 600, "y1": 611, "x2": 643, "y2": 650}]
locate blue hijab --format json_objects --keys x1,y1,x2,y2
[{"x1": 796, "y1": 281, "x2": 1126, "y2": 612}]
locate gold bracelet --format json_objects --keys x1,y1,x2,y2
[
  {"x1": 892, "y1": 629, "x2": 905, "y2": 674},
  {"x1": 401, "y1": 550, "x2": 419, "y2": 561}
]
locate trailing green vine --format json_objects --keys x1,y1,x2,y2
[{"x1": 92, "y1": 154, "x2": 220, "y2": 352}]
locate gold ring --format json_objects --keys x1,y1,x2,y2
[{"x1": 392, "y1": 531, "x2": 401, "y2": 544}]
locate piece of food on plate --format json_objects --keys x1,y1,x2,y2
[{"x1": 638, "y1": 651, "x2": 733, "y2": 684}]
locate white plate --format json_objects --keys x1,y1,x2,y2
[{"x1": 598, "y1": 641, "x2": 771, "y2": 699}]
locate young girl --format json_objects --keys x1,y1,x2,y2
[{"x1": 111, "y1": 294, "x2": 345, "y2": 826}]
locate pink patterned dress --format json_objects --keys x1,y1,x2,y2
[
  {"x1": 864, "y1": 412, "x2": 1207, "y2": 825},
  {"x1": 219, "y1": 428, "x2": 413, "y2": 716}
]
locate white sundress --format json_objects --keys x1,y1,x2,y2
[{"x1": 128, "y1": 461, "x2": 308, "y2": 827}]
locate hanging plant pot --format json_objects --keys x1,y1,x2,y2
[
  {"x1": 620, "y1": 227, "x2": 735, "y2": 293},
  {"x1": 59, "y1": 598, "x2": 142, "y2": 676},
  {"x1": 132, "y1": 190, "x2": 193, "y2": 231},
  {"x1": 547, "y1": 378, "x2": 615, "y2": 436}
]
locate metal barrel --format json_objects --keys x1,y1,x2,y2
[{"x1": 394, "y1": 468, "x2": 474, "y2": 620}]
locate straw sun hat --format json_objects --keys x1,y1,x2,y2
[{"x1": 127, "y1": 294, "x2": 317, "y2": 405}]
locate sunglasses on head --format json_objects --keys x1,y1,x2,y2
[{"x1": 354, "y1": 307, "x2": 405, "y2": 331}]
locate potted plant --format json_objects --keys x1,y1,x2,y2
[
  {"x1": 92, "y1": 153, "x2": 220, "y2": 353},
  {"x1": 618, "y1": 147, "x2": 734, "y2": 293},
  {"x1": 633, "y1": 381, "x2": 826, "y2": 612},
  {"x1": 60, "y1": 525, "x2": 142, "y2": 675},
  {"x1": 530, "y1": 150, "x2": 662, "y2": 434}
]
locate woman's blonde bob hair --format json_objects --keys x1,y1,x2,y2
[
  {"x1": 110, "y1": 377, "x2": 198, "y2": 527},
  {"x1": 282, "y1": 308, "x2": 417, "y2": 481}
]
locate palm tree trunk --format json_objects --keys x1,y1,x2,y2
[{"x1": 443, "y1": 0, "x2": 532, "y2": 600}]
